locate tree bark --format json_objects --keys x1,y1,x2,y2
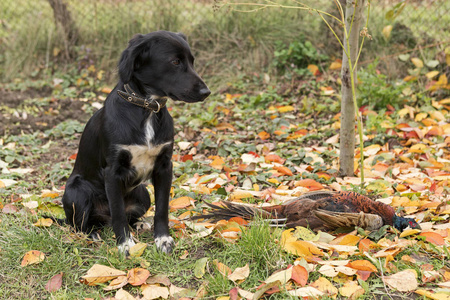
[
  {"x1": 339, "y1": 0, "x2": 366, "y2": 176},
  {"x1": 47, "y1": 0, "x2": 79, "y2": 59}
]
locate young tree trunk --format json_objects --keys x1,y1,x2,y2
[
  {"x1": 47, "y1": 0, "x2": 79, "y2": 59},
  {"x1": 339, "y1": 0, "x2": 366, "y2": 176}
]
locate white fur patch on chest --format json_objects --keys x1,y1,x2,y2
[
  {"x1": 120, "y1": 142, "x2": 171, "y2": 179},
  {"x1": 144, "y1": 115, "x2": 155, "y2": 145}
]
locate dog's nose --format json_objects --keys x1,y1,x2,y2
[{"x1": 199, "y1": 87, "x2": 211, "y2": 99}]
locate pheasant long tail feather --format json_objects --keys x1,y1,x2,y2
[
  {"x1": 194, "y1": 201, "x2": 273, "y2": 221},
  {"x1": 314, "y1": 209, "x2": 384, "y2": 231}
]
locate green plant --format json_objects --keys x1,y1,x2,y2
[
  {"x1": 273, "y1": 39, "x2": 328, "y2": 75},
  {"x1": 357, "y1": 61, "x2": 410, "y2": 109}
]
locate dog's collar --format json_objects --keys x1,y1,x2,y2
[{"x1": 117, "y1": 84, "x2": 168, "y2": 113}]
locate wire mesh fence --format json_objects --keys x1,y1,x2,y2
[{"x1": 0, "y1": 0, "x2": 449, "y2": 81}]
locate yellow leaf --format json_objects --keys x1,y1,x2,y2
[
  {"x1": 210, "y1": 157, "x2": 225, "y2": 170},
  {"x1": 229, "y1": 190, "x2": 253, "y2": 200},
  {"x1": 21, "y1": 250, "x2": 45, "y2": 267},
  {"x1": 307, "y1": 64, "x2": 319, "y2": 75},
  {"x1": 311, "y1": 277, "x2": 338, "y2": 297},
  {"x1": 382, "y1": 25, "x2": 392, "y2": 39},
  {"x1": 329, "y1": 59, "x2": 342, "y2": 70},
  {"x1": 40, "y1": 191, "x2": 60, "y2": 198},
  {"x1": 129, "y1": 243, "x2": 147, "y2": 258},
  {"x1": 339, "y1": 281, "x2": 365, "y2": 298},
  {"x1": 399, "y1": 229, "x2": 421, "y2": 238},
  {"x1": 277, "y1": 105, "x2": 295, "y2": 113},
  {"x1": 33, "y1": 218, "x2": 53, "y2": 227},
  {"x1": 284, "y1": 240, "x2": 322, "y2": 257},
  {"x1": 80, "y1": 264, "x2": 126, "y2": 286},
  {"x1": 194, "y1": 257, "x2": 208, "y2": 279},
  {"x1": 426, "y1": 71, "x2": 440, "y2": 79},
  {"x1": 411, "y1": 57, "x2": 424, "y2": 68},
  {"x1": 415, "y1": 290, "x2": 450, "y2": 300},
  {"x1": 338, "y1": 234, "x2": 361, "y2": 246}
]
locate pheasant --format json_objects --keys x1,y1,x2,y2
[{"x1": 197, "y1": 190, "x2": 420, "y2": 231}]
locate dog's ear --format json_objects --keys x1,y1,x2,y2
[
  {"x1": 118, "y1": 34, "x2": 146, "y2": 83},
  {"x1": 177, "y1": 32, "x2": 187, "y2": 41}
]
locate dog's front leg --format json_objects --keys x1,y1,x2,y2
[
  {"x1": 104, "y1": 167, "x2": 135, "y2": 255},
  {"x1": 152, "y1": 160, "x2": 174, "y2": 254}
]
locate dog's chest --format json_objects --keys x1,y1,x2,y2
[{"x1": 120, "y1": 116, "x2": 169, "y2": 180}]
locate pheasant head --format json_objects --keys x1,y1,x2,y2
[{"x1": 393, "y1": 215, "x2": 421, "y2": 231}]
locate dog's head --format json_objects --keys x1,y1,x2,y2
[{"x1": 118, "y1": 31, "x2": 210, "y2": 103}]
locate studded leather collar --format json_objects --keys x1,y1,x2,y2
[{"x1": 117, "y1": 84, "x2": 168, "y2": 113}]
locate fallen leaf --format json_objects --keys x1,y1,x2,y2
[
  {"x1": 33, "y1": 218, "x2": 53, "y2": 227},
  {"x1": 21, "y1": 250, "x2": 45, "y2": 267},
  {"x1": 127, "y1": 268, "x2": 150, "y2": 286},
  {"x1": 310, "y1": 276, "x2": 338, "y2": 297},
  {"x1": 291, "y1": 265, "x2": 308, "y2": 286},
  {"x1": 115, "y1": 288, "x2": 136, "y2": 300},
  {"x1": 194, "y1": 257, "x2": 208, "y2": 279},
  {"x1": 141, "y1": 284, "x2": 169, "y2": 300},
  {"x1": 415, "y1": 289, "x2": 450, "y2": 300},
  {"x1": 288, "y1": 286, "x2": 324, "y2": 297},
  {"x1": 382, "y1": 269, "x2": 418, "y2": 292},
  {"x1": 253, "y1": 281, "x2": 280, "y2": 299},
  {"x1": 339, "y1": 281, "x2": 365, "y2": 299},
  {"x1": 295, "y1": 179, "x2": 323, "y2": 191},
  {"x1": 103, "y1": 275, "x2": 128, "y2": 291},
  {"x1": 169, "y1": 196, "x2": 194, "y2": 209},
  {"x1": 346, "y1": 260, "x2": 378, "y2": 272},
  {"x1": 265, "y1": 267, "x2": 293, "y2": 285},
  {"x1": 274, "y1": 166, "x2": 294, "y2": 176},
  {"x1": 228, "y1": 264, "x2": 250, "y2": 282},
  {"x1": 419, "y1": 232, "x2": 445, "y2": 246},
  {"x1": 214, "y1": 260, "x2": 232, "y2": 277},
  {"x1": 45, "y1": 272, "x2": 63, "y2": 292},
  {"x1": 258, "y1": 131, "x2": 270, "y2": 140},
  {"x1": 129, "y1": 242, "x2": 147, "y2": 258},
  {"x1": 80, "y1": 264, "x2": 126, "y2": 286}
]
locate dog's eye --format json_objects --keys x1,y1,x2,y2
[{"x1": 172, "y1": 59, "x2": 181, "y2": 66}]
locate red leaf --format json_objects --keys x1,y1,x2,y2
[
  {"x1": 229, "y1": 287, "x2": 239, "y2": 300},
  {"x1": 356, "y1": 270, "x2": 372, "y2": 281},
  {"x1": 68, "y1": 153, "x2": 77, "y2": 160},
  {"x1": 291, "y1": 265, "x2": 308, "y2": 286},
  {"x1": 45, "y1": 273, "x2": 63, "y2": 292},
  {"x1": 181, "y1": 154, "x2": 193, "y2": 162}
]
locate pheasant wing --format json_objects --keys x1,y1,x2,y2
[{"x1": 314, "y1": 209, "x2": 383, "y2": 231}]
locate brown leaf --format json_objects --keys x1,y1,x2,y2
[
  {"x1": 45, "y1": 272, "x2": 63, "y2": 292},
  {"x1": 127, "y1": 268, "x2": 150, "y2": 286},
  {"x1": 80, "y1": 264, "x2": 126, "y2": 286},
  {"x1": 141, "y1": 284, "x2": 169, "y2": 299},
  {"x1": 214, "y1": 260, "x2": 232, "y2": 277},
  {"x1": 103, "y1": 275, "x2": 128, "y2": 291},
  {"x1": 382, "y1": 269, "x2": 418, "y2": 292},
  {"x1": 228, "y1": 264, "x2": 250, "y2": 282}
]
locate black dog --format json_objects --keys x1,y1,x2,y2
[{"x1": 61, "y1": 31, "x2": 210, "y2": 255}]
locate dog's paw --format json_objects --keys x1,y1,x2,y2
[
  {"x1": 89, "y1": 231, "x2": 102, "y2": 242},
  {"x1": 134, "y1": 221, "x2": 152, "y2": 231},
  {"x1": 118, "y1": 238, "x2": 136, "y2": 256},
  {"x1": 155, "y1": 235, "x2": 174, "y2": 254}
]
